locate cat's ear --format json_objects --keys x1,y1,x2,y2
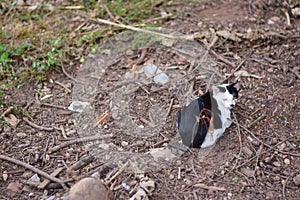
[
  {"x1": 212, "y1": 86, "x2": 219, "y2": 95},
  {"x1": 233, "y1": 82, "x2": 240, "y2": 91}
]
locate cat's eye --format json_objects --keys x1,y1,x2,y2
[{"x1": 223, "y1": 98, "x2": 228, "y2": 101}]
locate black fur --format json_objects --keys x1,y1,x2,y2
[
  {"x1": 226, "y1": 82, "x2": 239, "y2": 98},
  {"x1": 177, "y1": 91, "x2": 222, "y2": 148}
]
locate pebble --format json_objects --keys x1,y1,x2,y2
[
  {"x1": 284, "y1": 158, "x2": 290, "y2": 165},
  {"x1": 121, "y1": 141, "x2": 128, "y2": 147},
  {"x1": 293, "y1": 174, "x2": 300, "y2": 186},
  {"x1": 251, "y1": 140, "x2": 260, "y2": 147},
  {"x1": 272, "y1": 161, "x2": 281, "y2": 167},
  {"x1": 242, "y1": 146, "x2": 254, "y2": 157}
]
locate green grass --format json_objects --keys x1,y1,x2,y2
[{"x1": 0, "y1": 0, "x2": 170, "y2": 106}]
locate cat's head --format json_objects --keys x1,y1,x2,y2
[{"x1": 212, "y1": 82, "x2": 240, "y2": 109}]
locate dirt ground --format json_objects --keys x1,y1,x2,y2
[{"x1": 1, "y1": 0, "x2": 300, "y2": 199}]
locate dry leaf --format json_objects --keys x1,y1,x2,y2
[{"x1": 7, "y1": 181, "x2": 22, "y2": 193}]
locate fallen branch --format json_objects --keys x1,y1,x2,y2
[
  {"x1": 48, "y1": 134, "x2": 113, "y2": 153},
  {"x1": 23, "y1": 117, "x2": 54, "y2": 131},
  {"x1": 0, "y1": 154, "x2": 67, "y2": 190}
]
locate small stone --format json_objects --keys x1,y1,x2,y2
[
  {"x1": 265, "y1": 157, "x2": 272, "y2": 163},
  {"x1": 272, "y1": 161, "x2": 281, "y2": 167},
  {"x1": 284, "y1": 158, "x2": 290, "y2": 165},
  {"x1": 121, "y1": 141, "x2": 128, "y2": 147},
  {"x1": 293, "y1": 174, "x2": 300, "y2": 186},
  {"x1": 251, "y1": 140, "x2": 260, "y2": 147}
]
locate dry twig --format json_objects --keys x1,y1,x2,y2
[
  {"x1": 166, "y1": 98, "x2": 174, "y2": 116},
  {"x1": 61, "y1": 61, "x2": 77, "y2": 82},
  {"x1": 81, "y1": 15, "x2": 195, "y2": 41},
  {"x1": 54, "y1": 80, "x2": 72, "y2": 93},
  {"x1": 23, "y1": 117, "x2": 54, "y2": 131},
  {"x1": 105, "y1": 161, "x2": 129, "y2": 185},
  {"x1": 193, "y1": 183, "x2": 226, "y2": 191},
  {"x1": 41, "y1": 103, "x2": 67, "y2": 110},
  {"x1": 1, "y1": 106, "x2": 13, "y2": 118},
  {"x1": 38, "y1": 167, "x2": 64, "y2": 189},
  {"x1": 0, "y1": 155, "x2": 67, "y2": 190},
  {"x1": 48, "y1": 134, "x2": 113, "y2": 153}
]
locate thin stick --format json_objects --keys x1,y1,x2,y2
[
  {"x1": 230, "y1": 112, "x2": 243, "y2": 170},
  {"x1": 210, "y1": 49, "x2": 235, "y2": 68},
  {"x1": 193, "y1": 183, "x2": 226, "y2": 191},
  {"x1": 1, "y1": 106, "x2": 13, "y2": 117},
  {"x1": 282, "y1": 9, "x2": 291, "y2": 26},
  {"x1": 60, "y1": 125, "x2": 68, "y2": 139},
  {"x1": 55, "y1": 80, "x2": 72, "y2": 93},
  {"x1": 0, "y1": 154, "x2": 67, "y2": 190},
  {"x1": 41, "y1": 103, "x2": 67, "y2": 110},
  {"x1": 103, "y1": 4, "x2": 123, "y2": 24},
  {"x1": 68, "y1": 155, "x2": 94, "y2": 171},
  {"x1": 105, "y1": 161, "x2": 129, "y2": 184},
  {"x1": 23, "y1": 117, "x2": 54, "y2": 131},
  {"x1": 48, "y1": 134, "x2": 113, "y2": 153},
  {"x1": 38, "y1": 167, "x2": 64, "y2": 189},
  {"x1": 61, "y1": 61, "x2": 77, "y2": 82},
  {"x1": 221, "y1": 56, "x2": 248, "y2": 83},
  {"x1": 166, "y1": 98, "x2": 174, "y2": 116},
  {"x1": 247, "y1": 114, "x2": 266, "y2": 128},
  {"x1": 289, "y1": 68, "x2": 300, "y2": 79},
  {"x1": 82, "y1": 16, "x2": 194, "y2": 41},
  {"x1": 282, "y1": 177, "x2": 289, "y2": 199},
  {"x1": 151, "y1": 138, "x2": 170, "y2": 148}
]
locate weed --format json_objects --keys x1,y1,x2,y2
[{"x1": 232, "y1": 176, "x2": 239, "y2": 183}]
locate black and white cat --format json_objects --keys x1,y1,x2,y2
[{"x1": 177, "y1": 82, "x2": 240, "y2": 148}]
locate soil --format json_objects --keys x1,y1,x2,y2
[{"x1": 1, "y1": 0, "x2": 300, "y2": 200}]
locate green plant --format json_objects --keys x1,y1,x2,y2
[
  {"x1": 232, "y1": 176, "x2": 239, "y2": 183},
  {"x1": 32, "y1": 37, "x2": 62, "y2": 71}
]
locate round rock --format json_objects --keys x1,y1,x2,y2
[{"x1": 68, "y1": 177, "x2": 113, "y2": 200}]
